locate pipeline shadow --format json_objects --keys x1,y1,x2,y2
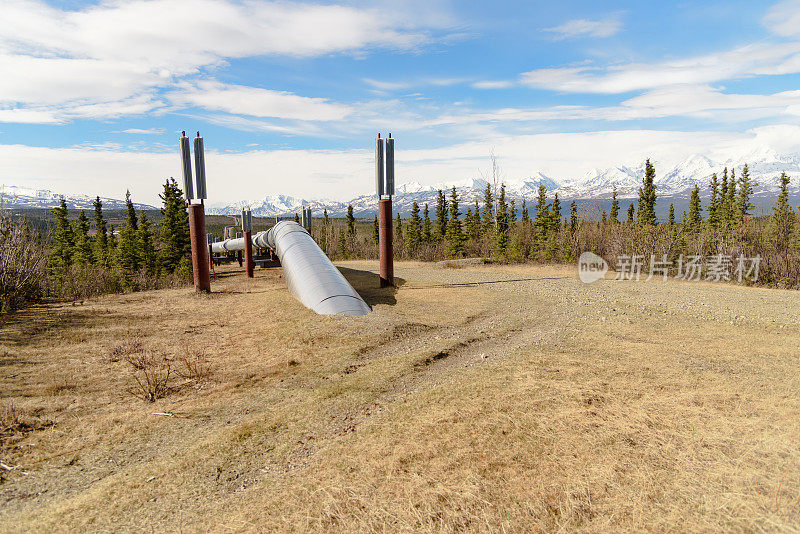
[{"x1": 337, "y1": 266, "x2": 404, "y2": 307}]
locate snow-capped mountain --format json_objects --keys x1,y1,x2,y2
[
  {"x1": 208, "y1": 151, "x2": 800, "y2": 217},
  {"x1": 6, "y1": 151, "x2": 799, "y2": 218},
  {"x1": 0, "y1": 185, "x2": 157, "y2": 210}
]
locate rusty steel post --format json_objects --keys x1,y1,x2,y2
[
  {"x1": 244, "y1": 230, "x2": 254, "y2": 278},
  {"x1": 378, "y1": 198, "x2": 393, "y2": 287},
  {"x1": 188, "y1": 203, "x2": 211, "y2": 292}
]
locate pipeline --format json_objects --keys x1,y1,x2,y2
[{"x1": 210, "y1": 221, "x2": 371, "y2": 316}]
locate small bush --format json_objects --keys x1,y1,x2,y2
[
  {"x1": 0, "y1": 402, "x2": 22, "y2": 435},
  {"x1": 0, "y1": 211, "x2": 47, "y2": 313},
  {"x1": 108, "y1": 338, "x2": 144, "y2": 362},
  {"x1": 178, "y1": 347, "x2": 210, "y2": 382},
  {"x1": 126, "y1": 352, "x2": 172, "y2": 402},
  {"x1": 0, "y1": 402, "x2": 50, "y2": 443}
]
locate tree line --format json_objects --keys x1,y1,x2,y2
[
  {"x1": 48, "y1": 178, "x2": 192, "y2": 286},
  {"x1": 1, "y1": 179, "x2": 193, "y2": 312},
  {"x1": 316, "y1": 159, "x2": 799, "y2": 288}
]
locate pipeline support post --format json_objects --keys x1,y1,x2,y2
[
  {"x1": 378, "y1": 198, "x2": 393, "y2": 287},
  {"x1": 188, "y1": 203, "x2": 211, "y2": 292},
  {"x1": 376, "y1": 133, "x2": 395, "y2": 288},
  {"x1": 242, "y1": 209, "x2": 254, "y2": 278},
  {"x1": 180, "y1": 130, "x2": 211, "y2": 293},
  {"x1": 244, "y1": 230, "x2": 254, "y2": 277}
]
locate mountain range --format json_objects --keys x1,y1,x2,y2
[
  {"x1": 209, "y1": 150, "x2": 800, "y2": 217},
  {"x1": 1, "y1": 185, "x2": 157, "y2": 211},
  {"x1": 4, "y1": 150, "x2": 799, "y2": 218}
]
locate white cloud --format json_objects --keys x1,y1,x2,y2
[
  {"x1": 4, "y1": 126, "x2": 799, "y2": 204},
  {"x1": 0, "y1": 0, "x2": 454, "y2": 123},
  {"x1": 0, "y1": 108, "x2": 62, "y2": 124},
  {"x1": 543, "y1": 16, "x2": 623, "y2": 40},
  {"x1": 421, "y1": 85, "x2": 800, "y2": 129},
  {"x1": 200, "y1": 114, "x2": 322, "y2": 136},
  {"x1": 363, "y1": 77, "x2": 470, "y2": 92},
  {"x1": 763, "y1": 0, "x2": 800, "y2": 37},
  {"x1": 364, "y1": 79, "x2": 412, "y2": 91},
  {"x1": 120, "y1": 128, "x2": 165, "y2": 135},
  {"x1": 472, "y1": 80, "x2": 514, "y2": 89},
  {"x1": 520, "y1": 41, "x2": 800, "y2": 94},
  {"x1": 170, "y1": 81, "x2": 353, "y2": 121}
]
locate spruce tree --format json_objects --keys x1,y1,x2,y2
[
  {"x1": 49, "y1": 197, "x2": 74, "y2": 276},
  {"x1": 118, "y1": 191, "x2": 140, "y2": 277},
  {"x1": 422, "y1": 204, "x2": 432, "y2": 242},
  {"x1": 473, "y1": 200, "x2": 482, "y2": 236},
  {"x1": 727, "y1": 168, "x2": 737, "y2": 225},
  {"x1": 550, "y1": 193, "x2": 562, "y2": 232},
  {"x1": 627, "y1": 203, "x2": 635, "y2": 224},
  {"x1": 569, "y1": 200, "x2": 578, "y2": 234},
  {"x1": 495, "y1": 184, "x2": 509, "y2": 256},
  {"x1": 667, "y1": 203, "x2": 675, "y2": 226},
  {"x1": 158, "y1": 179, "x2": 190, "y2": 274},
  {"x1": 509, "y1": 199, "x2": 517, "y2": 223},
  {"x1": 435, "y1": 189, "x2": 448, "y2": 239},
  {"x1": 534, "y1": 185, "x2": 549, "y2": 246},
  {"x1": 93, "y1": 196, "x2": 108, "y2": 266},
  {"x1": 73, "y1": 210, "x2": 93, "y2": 264},
  {"x1": 445, "y1": 187, "x2": 464, "y2": 257},
  {"x1": 737, "y1": 164, "x2": 755, "y2": 221},
  {"x1": 521, "y1": 199, "x2": 530, "y2": 223},
  {"x1": 636, "y1": 159, "x2": 657, "y2": 225},
  {"x1": 108, "y1": 225, "x2": 117, "y2": 253},
  {"x1": 395, "y1": 212, "x2": 403, "y2": 243},
  {"x1": 707, "y1": 173, "x2": 720, "y2": 229},
  {"x1": 688, "y1": 185, "x2": 702, "y2": 232},
  {"x1": 610, "y1": 186, "x2": 619, "y2": 223},
  {"x1": 601, "y1": 210, "x2": 607, "y2": 225},
  {"x1": 769, "y1": 172, "x2": 794, "y2": 253},
  {"x1": 346, "y1": 205, "x2": 356, "y2": 237},
  {"x1": 407, "y1": 201, "x2": 422, "y2": 251},
  {"x1": 482, "y1": 183, "x2": 494, "y2": 231},
  {"x1": 138, "y1": 211, "x2": 157, "y2": 275},
  {"x1": 720, "y1": 168, "x2": 729, "y2": 224},
  {"x1": 372, "y1": 215, "x2": 379, "y2": 244},
  {"x1": 466, "y1": 206, "x2": 480, "y2": 241}
]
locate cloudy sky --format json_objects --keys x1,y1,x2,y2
[{"x1": 3, "y1": 0, "x2": 800, "y2": 204}]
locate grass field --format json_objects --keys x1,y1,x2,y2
[{"x1": 1, "y1": 260, "x2": 799, "y2": 532}]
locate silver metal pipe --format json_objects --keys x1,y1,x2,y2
[
  {"x1": 208, "y1": 222, "x2": 371, "y2": 316},
  {"x1": 267, "y1": 221, "x2": 371, "y2": 316},
  {"x1": 179, "y1": 132, "x2": 194, "y2": 200},
  {"x1": 194, "y1": 132, "x2": 207, "y2": 199},
  {"x1": 375, "y1": 135, "x2": 384, "y2": 196}
]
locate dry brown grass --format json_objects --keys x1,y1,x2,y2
[{"x1": 0, "y1": 261, "x2": 798, "y2": 532}]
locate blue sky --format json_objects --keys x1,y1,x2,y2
[{"x1": 2, "y1": 0, "x2": 800, "y2": 203}]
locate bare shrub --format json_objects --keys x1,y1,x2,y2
[
  {"x1": 0, "y1": 402, "x2": 22, "y2": 435},
  {"x1": 50, "y1": 264, "x2": 125, "y2": 301},
  {"x1": 178, "y1": 347, "x2": 210, "y2": 382},
  {"x1": 108, "y1": 338, "x2": 144, "y2": 362},
  {"x1": 1, "y1": 402, "x2": 51, "y2": 444},
  {"x1": 0, "y1": 210, "x2": 47, "y2": 313},
  {"x1": 125, "y1": 352, "x2": 172, "y2": 402}
]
